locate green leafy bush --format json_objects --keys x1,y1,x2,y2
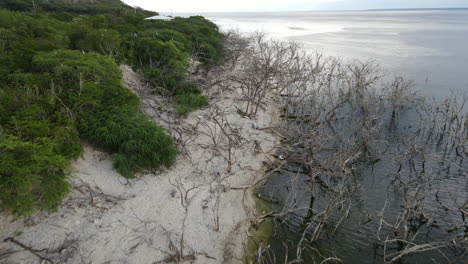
[
  {"x1": 0, "y1": 5, "x2": 223, "y2": 215},
  {"x1": 143, "y1": 67, "x2": 185, "y2": 92},
  {"x1": 0, "y1": 135, "x2": 70, "y2": 216},
  {"x1": 0, "y1": 49, "x2": 178, "y2": 215},
  {"x1": 0, "y1": 0, "x2": 154, "y2": 15},
  {"x1": 173, "y1": 82, "x2": 209, "y2": 116},
  {"x1": 85, "y1": 108, "x2": 177, "y2": 177},
  {"x1": 32, "y1": 50, "x2": 177, "y2": 178},
  {"x1": 143, "y1": 16, "x2": 224, "y2": 68},
  {"x1": 174, "y1": 93, "x2": 209, "y2": 116}
]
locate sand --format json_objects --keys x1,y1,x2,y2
[{"x1": 0, "y1": 65, "x2": 279, "y2": 263}]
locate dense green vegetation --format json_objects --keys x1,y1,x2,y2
[
  {"x1": 0, "y1": 1, "x2": 223, "y2": 215},
  {"x1": 0, "y1": 0, "x2": 145, "y2": 14}
]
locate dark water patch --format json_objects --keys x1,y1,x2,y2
[{"x1": 257, "y1": 101, "x2": 467, "y2": 263}]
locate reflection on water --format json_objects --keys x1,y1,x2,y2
[
  {"x1": 258, "y1": 105, "x2": 467, "y2": 263},
  {"x1": 199, "y1": 9, "x2": 468, "y2": 263},
  {"x1": 203, "y1": 10, "x2": 468, "y2": 98}
]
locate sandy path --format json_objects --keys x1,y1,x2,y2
[{"x1": 0, "y1": 65, "x2": 279, "y2": 264}]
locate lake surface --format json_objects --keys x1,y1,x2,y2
[
  {"x1": 201, "y1": 10, "x2": 468, "y2": 263},
  {"x1": 203, "y1": 10, "x2": 468, "y2": 98}
]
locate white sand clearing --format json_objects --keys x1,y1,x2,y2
[{"x1": 0, "y1": 65, "x2": 279, "y2": 263}]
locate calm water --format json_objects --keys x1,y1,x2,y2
[
  {"x1": 204, "y1": 10, "x2": 468, "y2": 98},
  {"x1": 201, "y1": 10, "x2": 468, "y2": 263}
]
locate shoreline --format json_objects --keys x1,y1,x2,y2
[{"x1": 0, "y1": 65, "x2": 281, "y2": 263}]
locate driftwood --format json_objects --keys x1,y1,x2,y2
[{"x1": 4, "y1": 237, "x2": 54, "y2": 264}]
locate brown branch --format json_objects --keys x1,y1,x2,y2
[{"x1": 4, "y1": 237, "x2": 54, "y2": 264}]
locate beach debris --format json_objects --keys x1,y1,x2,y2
[{"x1": 252, "y1": 122, "x2": 260, "y2": 129}]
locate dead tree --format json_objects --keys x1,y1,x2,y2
[
  {"x1": 223, "y1": 29, "x2": 252, "y2": 69},
  {"x1": 216, "y1": 31, "x2": 467, "y2": 263},
  {"x1": 199, "y1": 106, "x2": 244, "y2": 173},
  {"x1": 384, "y1": 76, "x2": 416, "y2": 128}
]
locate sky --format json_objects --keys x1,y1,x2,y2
[{"x1": 121, "y1": 0, "x2": 468, "y2": 13}]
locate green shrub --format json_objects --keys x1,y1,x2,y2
[
  {"x1": 142, "y1": 16, "x2": 224, "y2": 68},
  {"x1": 0, "y1": 135, "x2": 70, "y2": 216},
  {"x1": 76, "y1": 28, "x2": 122, "y2": 57},
  {"x1": 147, "y1": 29, "x2": 189, "y2": 51},
  {"x1": 143, "y1": 67, "x2": 185, "y2": 92},
  {"x1": 33, "y1": 50, "x2": 178, "y2": 178},
  {"x1": 84, "y1": 107, "x2": 178, "y2": 177},
  {"x1": 0, "y1": 0, "x2": 145, "y2": 14},
  {"x1": 0, "y1": 49, "x2": 179, "y2": 215},
  {"x1": 0, "y1": 7, "x2": 223, "y2": 216},
  {"x1": 174, "y1": 83, "x2": 208, "y2": 116}
]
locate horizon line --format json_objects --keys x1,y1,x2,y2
[{"x1": 159, "y1": 7, "x2": 468, "y2": 14}]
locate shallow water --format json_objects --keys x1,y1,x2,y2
[
  {"x1": 256, "y1": 109, "x2": 467, "y2": 263},
  {"x1": 200, "y1": 10, "x2": 468, "y2": 263}
]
